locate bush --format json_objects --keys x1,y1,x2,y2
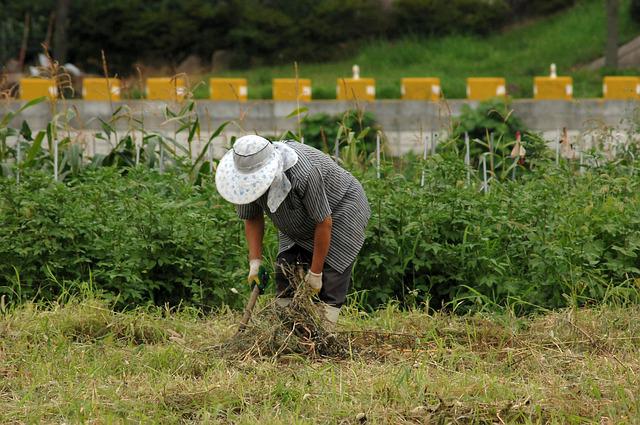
[
  {"x1": 355, "y1": 158, "x2": 640, "y2": 312},
  {"x1": 301, "y1": 110, "x2": 380, "y2": 154},
  {"x1": 4, "y1": 154, "x2": 640, "y2": 314},
  {"x1": 68, "y1": 0, "x2": 234, "y2": 74},
  {"x1": 0, "y1": 168, "x2": 262, "y2": 309},
  {"x1": 632, "y1": 0, "x2": 640, "y2": 23},
  {"x1": 508, "y1": 0, "x2": 576, "y2": 17},
  {"x1": 392, "y1": 0, "x2": 511, "y2": 36},
  {"x1": 448, "y1": 99, "x2": 549, "y2": 175},
  {"x1": 0, "y1": 0, "x2": 54, "y2": 66},
  {"x1": 1, "y1": 0, "x2": 579, "y2": 74}
]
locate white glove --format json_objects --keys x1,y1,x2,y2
[
  {"x1": 304, "y1": 270, "x2": 323, "y2": 294},
  {"x1": 248, "y1": 259, "x2": 262, "y2": 285}
]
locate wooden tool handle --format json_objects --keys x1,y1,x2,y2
[{"x1": 237, "y1": 285, "x2": 261, "y2": 333}]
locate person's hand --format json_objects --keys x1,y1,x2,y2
[
  {"x1": 304, "y1": 270, "x2": 322, "y2": 294},
  {"x1": 248, "y1": 259, "x2": 262, "y2": 286}
]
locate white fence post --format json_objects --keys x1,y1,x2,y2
[
  {"x1": 420, "y1": 133, "x2": 429, "y2": 187},
  {"x1": 53, "y1": 138, "x2": 59, "y2": 182},
  {"x1": 376, "y1": 131, "x2": 381, "y2": 179},
  {"x1": 16, "y1": 140, "x2": 21, "y2": 184},
  {"x1": 464, "y1": 132, "x2": 470, "y2": 185}
]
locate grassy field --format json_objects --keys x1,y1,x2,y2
[
  {"x1": 1, "y1": 295, "x2": 639, "y2": 424},
  {"x1": 194, "y1": 0, "x2": 640, "y2": 100}
]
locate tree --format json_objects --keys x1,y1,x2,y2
[
  {"x1": 53, "y1": 0, "x2": 71, "y2": 63},
  {"x1": 606, "y1": 0, "x2": 619, "y2": 69}
]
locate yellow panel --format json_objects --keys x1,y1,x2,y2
[
  {"x1": 82, "y1": 78, "x2": 121, "y2": 101},
  {"x1": 20, "y1": 78, "x2": 57, "y2": 100},
  {"x1": 272, "y1": 78, "x2": 312, "y2": 101},
  {"x1": 146, "y1": 77, "x2": 187, "y2": 101},
  {"x1": 603, "y1": 76, "x2": 640, "y2": 100},
  {"x1": 336, "y1": 78, "x2": 375, "y2": 101},
  {"x1": 210, "y1": 78, "x2": 248, "y2": 101},
  {"x1": 466, "y1": 77, "x2": 506, "y2": 101},
  {"x1": 401, "y1": 78, "x2": 441, "y2": 101},
  {"x1": 534, "y1": 76, "x2": 573, "y2": 100}
]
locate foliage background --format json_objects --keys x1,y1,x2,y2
[
  {"x1": 3, "y1": 156, "x2": 640, "y2": 313},
  {"x1": 1, "y1": 0, "x2": 577, "y2": 74}
]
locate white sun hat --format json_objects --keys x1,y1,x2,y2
[{"x1": 215, "y1": 135, "x2": 298, "y2": 209}]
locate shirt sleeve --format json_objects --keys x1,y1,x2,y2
[
  {"x1": 302, "y1": 167, "x2": 332, "y2": 223},
  {"x1": 236, "y1": 202, "x2": 263, "y2": 220}
]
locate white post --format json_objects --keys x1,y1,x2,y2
[
  {"x1": 431, "y1": 132, "x2": 437, "y2": 156},
  {"x1": 207, "y1": 141, "x2": 213, "y2": 166},
  {"x1": 135, "y1": 137, "x2": 141, "y2": 167},
  {"x1": 420, "y1": 133, "x2": 428, "y2": 187},
  {"x1": 53, "y1": 138, "x2": 59, "y2": 182},
  {"x1": 352, "y1": 64, "x2": 360, "y2": 80},
  {"x1": 376, "y1": 131, "x2": 381, "y2": 179},
  {"x1": 489, "y1": 132, "x2": 495, "y2": 177},
  {"x1": 159, "y1": 141, "x2": 164, "y2": 173},
  {"x1": 464, "y1": 132, "x2": 471, "y2": 185},
  {"x1": 16, "y1": 140, "x2": 21, "y2": 184},
  {"x1": 92, "y1": 137, "x2": 97, "y2": 158},
  {"x1": 482, "y1": 154, "x2": 488, "y2": 193}
]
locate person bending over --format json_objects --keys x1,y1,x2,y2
[{"x1": 215, "y1": 135, "x2": 370, "y2": 326}]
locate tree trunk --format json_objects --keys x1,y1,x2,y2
[
  {"x1": 605, "y1": 0, "x2": 619, "y2": 69},
  {"x1": 53, "y1": 0, "x2": 71, "y2": 63}
]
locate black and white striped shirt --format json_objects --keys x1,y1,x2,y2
[{"x1": 236, "y1": 141, "x2": 370, "y2": 273}]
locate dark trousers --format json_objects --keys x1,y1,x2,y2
[{"x1": 275, "y1": 245, "x2": 353, "y2": 308}]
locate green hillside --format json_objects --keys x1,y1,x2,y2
[{"x1": 199, "y1": 0, "x2": 640, "y2": 100}]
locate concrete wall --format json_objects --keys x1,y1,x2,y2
[{"x1": 3, "y1": 99, "x2": 639, "y2": 156}]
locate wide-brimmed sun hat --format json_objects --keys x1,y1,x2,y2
[
  {"x1": 216, "y1": 135, "x2": 298, "y2": 207},
  {"x1": 215, "y1": 135, "x2": 298, "y2": 206}
]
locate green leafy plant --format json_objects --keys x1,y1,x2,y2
[
  {"x1": 301, "y1": 109, "x2": 380, "y2": 158},
  {"x1": 446, "y1": 99, "x2": 550, "y2": 178}
]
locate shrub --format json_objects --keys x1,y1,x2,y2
[
  {"x1": 449, "y1": 99, "x2": 549, "y2": 170},
  {"x1": 392, "y1": 0, "x2": 511, "y2": 36},
  {"x1": 68, "y1": 0, "x2": 234, "y2": 73},
  {"x1": 632, "y1": 0, "x2": 640, "y2": 23},
  {"x1": 508, "y1": 0, "x2": 576, "y2": 17},
  {"x1": 4, "y1": 155, "x2": 640, "y2": 314},
  {"x1": 301, "y1": 110, "x2": 380, "y2": 155},
  {"x1": 0, "y1": 0, "x2": 580, "y2": 73},
  {"x1": 0, "y1": 168, "x2": 262, "y2": 309},
  {"x1": 355, "y1": 157, "x2": 640, "y2": 312}
]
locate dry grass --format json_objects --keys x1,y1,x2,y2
[
  {"x1": 0, "y1": 296, "x2": 639, "y2": 424},
  {"x1": 218, "y1": 267, "x2": 350, "y2": 361}
]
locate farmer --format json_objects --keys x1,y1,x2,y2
[{"x1": 215, "y1": 135, "x2": 370, "y2": 326}]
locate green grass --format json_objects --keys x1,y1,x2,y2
[
  {"x1": 1, "y1": 295, "x2": 639, "y2": 423},
  {"x1": 196, "y1": 0, "x2": 640, "y2": 100}
]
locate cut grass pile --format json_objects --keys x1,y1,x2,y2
[
  {"x1": 194, "y1": 0, "x2": 640, "y2": 100},
  {"x1": 220, "y1": 268, "x2": 350, "y2": 361},
  {"x1": 1, "y1": 295, "x2": 639, "y2": 423}
]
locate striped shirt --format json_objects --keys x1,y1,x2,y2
[{"x1": 236, "y1": 141, "x2": 370, "y2": 273}]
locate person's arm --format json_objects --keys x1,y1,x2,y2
[
  {"x1": 245, "y1": 214, "x2": 265, "y2": 261},
  {"x1": 301, "y1": 167, "x2": 333, "y2": 273},
  {"x1": 310, "y1": 215, "x2": 332, "y2": 274}
]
